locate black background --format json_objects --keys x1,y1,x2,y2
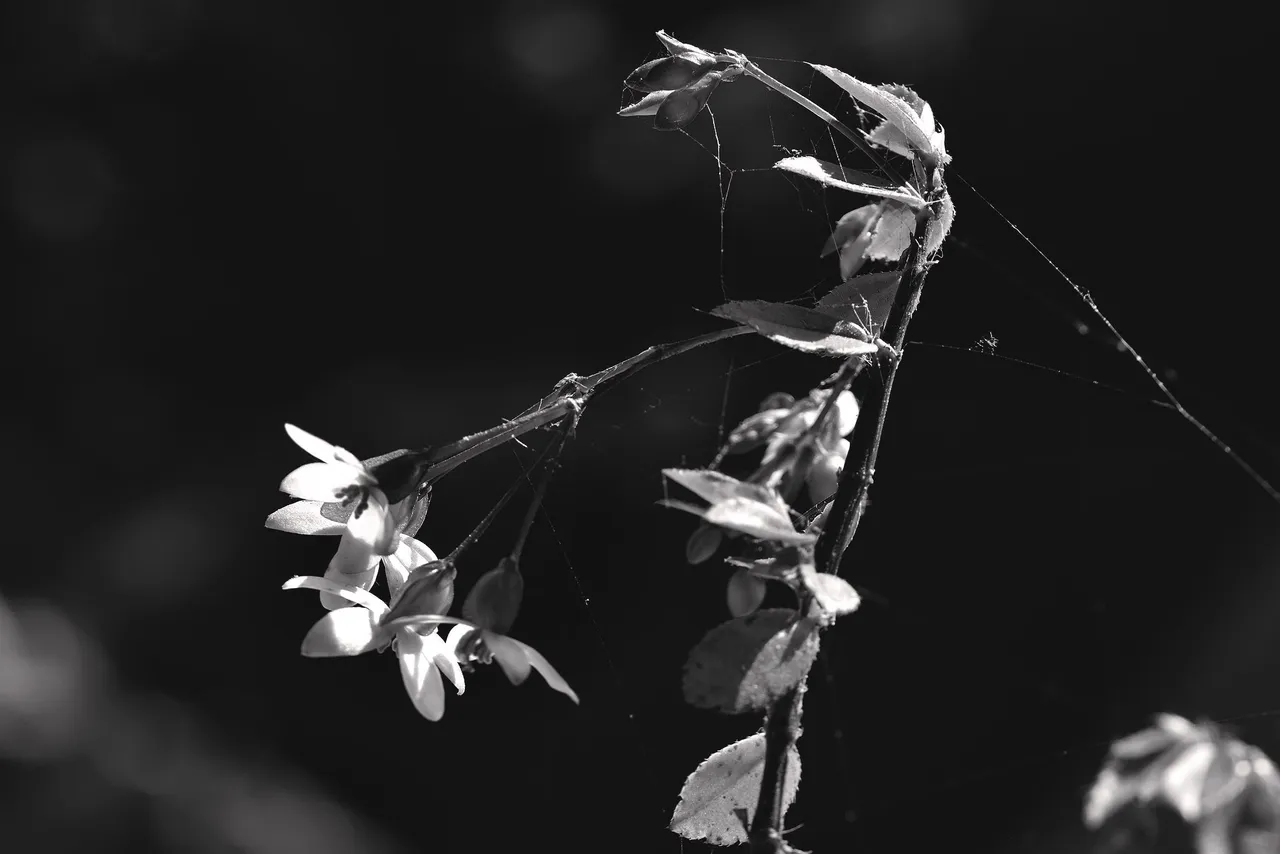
[{"x1": 2, "y1": 2, "x2": 1272, "y2": 853}]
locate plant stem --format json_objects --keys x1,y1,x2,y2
[
  {"x1": 510, "y1": 427, "x2": 569, "y2": 563},
  {"x1": 749, "y1": 684, "x2": 805, "y2": 853},
  {"x1": 419, "y1": 326, "x2": 752, "y2": 482},
  {"x1": 750, "y1": 184, "x2": 941, "y2": 853},
  {"x1": 814, "y1": 234, "x2": 929, "y2": 575}
]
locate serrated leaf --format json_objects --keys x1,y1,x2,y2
[
  {"x1": 684, "y1": 608, "x2": 820, "y2": 713},
  {"x1": 866, "y1": 201, "x2": 915, "y2": 263},
  {"x1": 925, "y1": 191, "x2": 955, "y2": 257},
  {"x1": 711, "y1": 299, "x2": 880, "y2": 358},
  {"x1": 775, "y1": 155, "x2": 925, "y2": 209},
  {"x1": 868, "y1": 117, "x2": 915, "y2": 159},
  {"x1": 670, "y1": 732, "x2": 801, "y2": 846},
  {"x1": 799, "y1": 565, "x2": 861, "y2": 617},
  {"x1": 817, "y1": 271, "x2": 903, "y2": 335},
  {"x1": 809, "y1": 65, "x2": 948, "y2": 165},
  {"x1": 703, "y1": 496, "x2": 816, "y2": 545}
]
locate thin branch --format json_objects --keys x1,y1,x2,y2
[{"x1": 420, "y1": 326, "x2": 752, "y2": 482}]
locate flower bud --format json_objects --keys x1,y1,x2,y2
[
  {"x1": 726, "y1": 567, "x2": 767, "y2": 617},
  {"x1": 625, "y1": 53, "x2": 715, "y2": 93},
  {"x1": 758, "y1": 392, "x2": 795, "y2": 412},
  {"x1": 724, "y1": 408, "x2": 791, "y2": 455},
  {"x1": 462, "y1": 556, "x2": 524, "y2": 635},
  {"x1": 686, "y1": 523, "x2": 723, "y2": 565},
  {"x1": 807, "y1": 438, "x2": 850, "y2": 504},
  {"x1": 384, "y1": 560, "x2": 455, "y2": 624},
  {"x1": 833, "y1": 391, "x2": 860, "y2": 437},
  {"x1": 655, "y1": 70, "x2": 727, "y2": 131}
]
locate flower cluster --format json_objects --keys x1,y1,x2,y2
[{"x1": 266, "y1": 425, "x2": 578, "y2": 720}]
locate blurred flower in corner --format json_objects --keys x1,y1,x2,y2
[{"x1": 0, "y1": 593, "x2": 101, "y2": 761}]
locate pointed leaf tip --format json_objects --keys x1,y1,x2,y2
[{"x1": 775, "y1": 155, "x2": 925, "y2": 209}]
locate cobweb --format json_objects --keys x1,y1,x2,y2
[{"x1": 566, "y1": 51, "x2": 1280, "y2": 849}]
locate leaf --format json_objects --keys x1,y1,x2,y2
[
  {"x1": 664, "y1": 468, "x2": 776, "y2": 507},
  {"x1": 711, "y1": 299, "x2": 880, "y2": 358},
  {"x1": 686, "y1": 523, "x2": 724, "y2": 564},
  {"x1": 809, "y1": 65, "x2": 948, "y2": 165},
  {"x1": 820, "y1": 203, "x2": 882, "y2": 258},
  {"x1": 925, "y1": 191, "x2": 955, "y2": 257},
  {"x1": 703, "y1": 496, "x2": 816, "y2": 545},
  {"x1": 816, "y1": 271, "x2": 903, "y2": 336},
  {"x1": 866, "y1": 201, "x2": 915, "y2": 263},
  {"x1": 726, "y1": 567, "x2": 767, "y2": 617},
  {"x1": 670, "y1": 732, "x2": 801, "y2": 846},
  {"x1": 799, "y1": 565, "x2": 861, "y2": 617},
  {"x1": 775, "y1": 155, "x2": 925, "y2": 209},
  {"x1": 868, "y1": 117, "x2": 915, "y2": 159},
  {"x1": 684, "y1": 608, "x2": 820, "y2": 713}
]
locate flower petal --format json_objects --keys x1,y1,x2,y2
[
  {"x1": 422, "y1": 631, "x2": 465, "y2": 695},
  {"x1": 265, "y1": 500, "x2": 346, "y2": 536},
  {"x1": 348, "y1": 488, "x2": 396, "y2": 556},
  {"x1": 282, "y1": 575, "x2": 389, "y2": 620},
  {"x1": 280, "y1": 463, "x2": 365, "y2": 502},
  {"x1": 397, "y1": 630, "x2": 445, "y2": 721},
  {"x1": 284, "y1": 423, "x2": 367, "y2": 470},
  {"x1": 444, "y1": 624, "x2": 475, "y2": 655},
  {"x1": 383, "y1": 535, "x2": 439, "y2": 601},
  {"x1": 300, "y1": 608, "x2": 381, "y2": 657},
  {"x1": 284, "y1": 423, "x2": 339, "y2": 462},
  {"x1": 484, "y1": 631, "x2": 532, "y2": 686},
  {"x1": 508, "y1": 636, "x2": 579, "y2": 704},
  {"x1": 318, "y1": 528, "x2": 382, "y2": 610}
]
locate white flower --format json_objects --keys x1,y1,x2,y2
[
  {"x1": 282, "y1": 576, "x2": 465, "y2": 721},
  {"x1": 282, "y1": 575, "x2": 579, "y2": 720},
  {"x1": 269, "y1": 425, "x2": 406, "y2": 609}
]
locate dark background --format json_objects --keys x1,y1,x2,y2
[{"x1": 1, "y1": 2, "x2": 1271, "y2": 853}]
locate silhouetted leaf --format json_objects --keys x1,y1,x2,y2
[
  {"x1": 816, "y1": 271, "x2": 903, "y2": 335},
  {"x1": 684, "y1": 608, "x2": 820, "y2": 713}
]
